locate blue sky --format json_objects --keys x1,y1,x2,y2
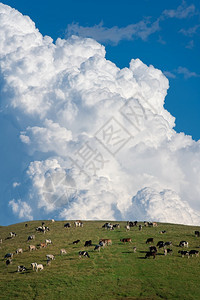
[
  {"x1": 0, "y1": 1, "x2": 200, "y2": 226},
  {"x1": 2, "y1": 0, "x2": 200, "y2": 140}
]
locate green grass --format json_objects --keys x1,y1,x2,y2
[{"x1": 0, "y1": 221, "x2": 200, "y2": 299}]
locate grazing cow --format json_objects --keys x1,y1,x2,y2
[
  {"x1": 36, "y1": 226, "x2": 45, "y2": 233},
  {"x1": 133, "y1": 247, "x2": 137, "y2": 253},
  {"x1": 45, "y1": 239, "x2": 52, "y2": 245},
  {"x1": 99, "y1": 241, "x2": 106, "y2": 248},
  {"x1": 60, "y1": 249, "x2": 67, "y2": 255},
  {"x1": 189, "y1": 250, "x2": 199, "y2": 257},
  {"x1": 4, "y1": 253, "x2": 13, "y2": 259},
  {"x1": 18, "y1": 265, "x2": 27, "y2": 272},
  {"x1": 113, "y1": 224, "x2": 120, "y2": 228},
  {"x1": 178, "y1": 250, "x2": 189, "y2": 258},
  {"x1": 160, "y1": 230, "x2": 166, "y2": 234},
  {"x1": 179, "y1": 241, "x2": 188, "y2": 248},
  {"x1": 146, "y1": 238, "x2": 154, "y2": 244},
  {"x1": 79, "y1": 251, "x2": 90, "y2": 258},
  {"x1": 16, "y1": 248, "x2": 23, "y2": 254},
  {"x1": 125, "y1": 225, "x2": 130, "y2": 231},
  {"x1": 31, "y1": 263, "x2": 36, "y2": 270},
  {"x1": 40, "y1": 243, "x2": 47, "y2": 248},
  {"x1": 10, "y1": 232, "x2": 17, "y2": 238},
  {"x1": 25, "y1": 224, "x2": 28, "y2": 227},
  {"x1": 44, "y1": 226, "x2": 50, "y2": 232},
  {"x1": 51, "y1": 219, "x2": 55, "y2": 223},
  {"x1": 157, "y1": 241, "x2": 165, "y2": 248},
  {"x1": 46, "y1": 254, "x2": 55, "y2": 260},
  {"x1": 102, "y1": 223, "x2": 113, "y2": 230},
  {"x1": 148, "y1": 222, "x2": 153, "y2": 227},
  {"x1": 94, "y1": 245, "x2": 101, "y2": 252},
  {"x1": 145, "y1": 252, "x2": 156, "y2": 259},
  {"x1": 164, "y1": 241, "x2": 172, "y2": 247},
  {"x1": 120, "y1": 238, "x2": 132, "y2": 243},
  {"x1": 153, "y1": 222, "x2": 158, "y2": 227},
  {"x1": 35, "y1": 263, "x2": 44, "y2": 272},
  {"x1": 28, "y1": 235, "x2": 35, "y2": 241},
  {"x1": 99, "y1": 239, "x2": 112, "y2": 246},
  {"x1": 64, "y1": 223, "x2": 71, "y2": 228},
  {"x1": 166, "y1": 248, "x2": 173, "y2": 255},
  {"x1": 84, "y1": 240, "x2": 92, "y2": 247},
  {"x1": 73, "y1": 240, "x2": 80, "y2": 245},
  {"x1": 149, "y1": 246, "x2": 157, "y2": 253},
  {"x1": 144, "y1": 221, "x2": 148, "y2": 227},
  {"x1": 139, "y1": 225, "x2": 142, "y2": 231},
  {"x1": 29, "y1": 245, "x2": 36, "y2": 251},
  {"x1": 6, "y1": 259, "x2": 12, "y2": 266},
  {"x1": 74, "y1": 220, "x2": 83, "y2": 227},
  {"x1": 195, "y1": 231, "x2": 200, "y2": 237},
  {"x1": 127, "y1": 221, "x2": 135, "y2": 227}
]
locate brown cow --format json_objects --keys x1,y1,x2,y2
[
  {"x1": 99, "y1": 239, "x2": 112, "y2": 245},
  {"x1": 120, "y1": 238, "x2": 132, "y2": 243}
]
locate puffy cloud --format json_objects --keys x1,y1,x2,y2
[{"x1": 1, "y1": 3, "x2": 200, "y2": 225}]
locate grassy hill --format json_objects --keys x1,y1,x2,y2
[{"x1": 0, "y1": 220, "x2": 200, "y2": 300}]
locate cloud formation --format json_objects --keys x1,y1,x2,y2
[{"x1": 1, "y1": 3, "x2": 200, "y2": 225}]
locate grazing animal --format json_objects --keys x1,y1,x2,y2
[
  {"x1": 64, "y1": 223, "x2": 71, "y2": 228},
  {"x1": 10, "y1": 232, "x2": 17, "y2": 238},
  {"x1": 73, "y1": 240, "x2": 80, "y2": 245},
  {"x1": 125, "y1": 225, "x2": 130, "y2": 231},
  {"x1": 84, "y1": 240, "x2": 92, "y2": 247},
  {"x1": 102, "y1": 223, "x2": 113, "y2": 230},
  {"x1": 25, "y1": 224, "x2": 28, "y2": 227},
  {"x1": 139, "y1": 225, "x2": 142, "y2": 231},
  {"x1": 6, "y1": 259, "x2": 12, "y2": 266},
  {"x1": 195, "y1": 231, "x2": 200, "y2": 237},
  {"x1": 113, "y1": 224, "x2": 120, "y2": 228},
  {"x1": 40, "y1": 243, "x2": 47, "y2": 248},
  {"x1": 120, "y1": 238, "x2": 132, "y2": 243},
  {"x1": 99, "y1": 241, "x2": 106, "y2": 248},
  {"x1": 99, "y1": 239, "x2": 112, "y2": 246},
  {"x1": 4, "y1": 253, "x2": 13, "y2": 259},
  {"x1": 16, "y1": 248, "x2": 23, "y2": 254},
  {"x1": 164, "y1": 241, "x2": 172, "y2": 247},
  {"x1": 94, "y1": 245, "x2": 101, "y2": 252},
  {"x1": 189, "y1": 250, "x2": 199, "y2": 257},
  {"x1": 149, "y1": 246, "x2": 157, "y2": 253},
  {"x1": 74, "y1": 220, "x2": 83, "y2": 227},
  {"x1": 60, "y1": 249, "x2": 67, "y2": 255},
  {"x1": 35, "y1": 263, "x2": 44, "y2": 272},
  {"x1": 29, "y1": 245, "x2": 36, "y2": 251},
  {"x1": 47, "y1": 259, "x2": 51, "y2": 266},
  {"x1": 31, "y1": 263, "x2": 36, "y2": 270},
  {"x1": 178, "y1": 250, "x2": 189, "y2": 258},
  {"x1": 144, "y1": 221, "x2": 148, "y2": 227},
  {"x1": 145, "y1": 252, "x2": 156, "y2": 259},
  {"x1": 179, "y1": 241, "x2": 188, "y2": 247},
  {"x1": 153, "y1": 222, "x2": 158, "y2": 227},
  {"x1": 79, "y1": 251, "x2": 90, "y2": 258},
  {"x1": 157, "y1": 241, "x2": 165, "y2": 248},
  {"x1": 45, "y1": 239, "x2": 52, "y2": 245},
  {"x1": 36, "y1": 226, "x2": 45, "y2": 233},
  {"x1": 28, "y1": 235, "x2": 35, "y2": 241},
  {"x1": 18, "y1": 265, "x2": 27, "y2": 272},
  {"x1": 46, "y1": 254, "x2": 55, "y2": 260},
  {"x1": 51, "y1": 219, "x2": 55, "y2": 223},
  {"x1": 133, "y1": 247, "x2": 137, "y2": 253},
  {"x1": 160, "y1": 230, "x2": 166, "y2": 234},
  {"x1": 146, "y1": 238, "x2": 154, "y2": 244}
]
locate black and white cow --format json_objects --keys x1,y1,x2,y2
[
  {"x1": 79, "y1": 251, "x2": 90, "y2": 258},
  {"x1": 179, "y1": 241, "x2": 188, "y2": 247}
]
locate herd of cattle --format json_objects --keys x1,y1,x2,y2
[{"x1": 1, "y1": 220, "x2": 200, "y2": 272}]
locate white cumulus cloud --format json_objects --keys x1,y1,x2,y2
[{"x1": 1, "y1": 3, "x2": 200, "y2": 225}]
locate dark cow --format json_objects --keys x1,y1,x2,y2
[
  {"x1": 73, "y1": 240, "x2": 80, "y2": 244},
  {"x1": 64, "y1": 223, "x2": 71, "y2": 228},
  {"x1": 25, "y1": 224, "x2": 28, "y2": 228},
  {"x1": 160, "y1": 230, "x2": 166, "y2": 234},
  {"x1": 189, "y1": 250, "x2": 199, "y2": 257},
  {"x1": 179, "y1": 241, "x2": 188, "y2": 247},
  {"x1": 178, "y1": 250, "x2": 189, "y2": 258},
  {"x1": 113, "y1": 224, "x2": 120, "y2": 228},
  {"x1": 146, "y1": 238, "x2": 154, "y2": 244},
  {"x1": 157, "y1": 241, "x2": 165, "y2": 248},
  {"x1": 120, "y1": 238, "x2": 132, "y2": 243},
  {"x1": 4, "y1": 253, "x2": 13, "y2": 259},
  {"x1": 145, "y1": 251, "x2": 156, "y2": 259},
  {"x1": 79, "y1": 251, "x2": 90, "y2": 258},
  {"x1": 164, "y1": 241, "x2": 172, "y2": 247},
  {"x1": 6, "y1": 259, "x2": 12, "y2": 266},
  {"x1": 149, "y1": 246, "x2": 157, "y2": 253},
  {"x1": 195, "y1": 231, "x2": 200, "y2": 237},
  {"x1": 139, "y1": 225, "x2": 142, "y2": 231},
  {"x1": 18, "y1": 265, "x2": 27, "y2": 272},
  {"x1": 84, "y1": 240, "x2": 92, "y2": 247}
]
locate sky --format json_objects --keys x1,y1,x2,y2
[{"x1": 0, "y1": 0, "x2": 200, "y2": 226}]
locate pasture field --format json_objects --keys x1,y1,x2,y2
[{"x1": 0, "y1": 220, "x2": 200, "y2": 300}]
